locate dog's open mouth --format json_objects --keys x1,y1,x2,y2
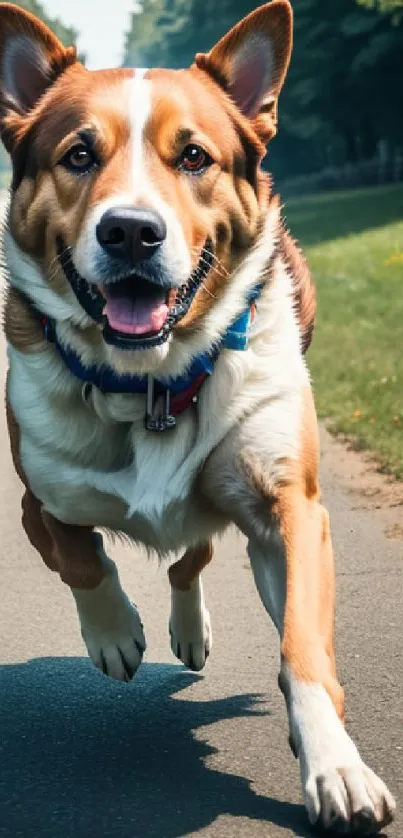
[
  {"x1": 56, "y1": 237, "x2": 213, "y2": 351},
  {"x1": 101, "y1": 278, "x2": 169, "y2": 337}
]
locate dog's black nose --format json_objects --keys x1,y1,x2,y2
[{"x1": 96, "y1": 207, "x2": 167, "y2": 262}]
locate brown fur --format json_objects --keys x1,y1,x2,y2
[
  {"x1": 0, "y1": 8, "x2": 396, "y2": 829},
  {"x1": 2, "y1": 4, "x2": 309, "y2": 346},
  {"x1": 3, "y1": 285, "x2": 47, "y2": 353},
  {"x1": 274, "y1": 486, "x2": 344, "y2": 720},
  {"x1": 6, "y1": 398, "x2": 108, "y2": 589},
  {"x1": 1, "y1": 3, "x2": 316, "y2": 597},
  {"x1": 195, "y1": 1, "x2": 292, "y2": 144},
  {"x1": 246, "y1": 387, "x2": 343, "y2": 718},
  {"x1": 168, "y1": 542, "x2": 213, "y2": 591},
  {"x1": 280, "y1": 226, "x2": 316, "y2": 354}
]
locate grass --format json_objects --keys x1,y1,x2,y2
[
  {"x1": 285, "y1": 183, "x2": 403, "y2": 477},
  {"x1": 0, "y1": 169, "x2": 10, "y2": 191}
]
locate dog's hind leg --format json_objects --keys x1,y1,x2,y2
[
  {"x1": 20, "y1": 488, "x2": 146, "y2": 682},
  {"x1": 168, "y1": 542, "x2": 213, "y2": 671}
]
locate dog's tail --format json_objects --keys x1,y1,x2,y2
[{"x1": 280, "y1": 226, "x2": 316, "y2": 355}]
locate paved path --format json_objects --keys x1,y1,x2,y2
[{"x1": 0, "y1": 275, "x2": 401, "y2": 837}]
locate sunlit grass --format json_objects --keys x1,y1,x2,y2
[{"x1": 286, "y1": 183, "x2": 403, "y2": 477}]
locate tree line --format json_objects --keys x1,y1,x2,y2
[
  {"x1": 124, "y1": 0, "x2": 403, "y2": 187},
  {"x1": 2, "y1": 1, "x2": 402, "y2": 190},
  {"x1": 7, "y1": 1, "x2": 78, "y2": 51}
]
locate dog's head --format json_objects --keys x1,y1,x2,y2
[{"x1": 0, "y1": 2, "x2": 292, "y2": 375}]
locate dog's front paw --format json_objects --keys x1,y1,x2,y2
[
  {"x1": 301, "y1": 734, "x2": 396, "y2": 834},
  {"x1": 283, "y1": 669, "x2": 396, "y2": 834},
  {"x1": 73, "y1": 574, "x2": 146, "y2": 682},
  {"x1": 169, "y1": 580, "x2": 212, "y2": 671}
]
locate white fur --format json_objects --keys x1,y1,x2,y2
[
  {"x1": 170, "y1": 577, "x2": 212, "y2": 671},
  {"x1": 128, "y1": 72, "x2": 151, "y2": 193},
  {"x1": 126, "y1": 71, "x2": 192, "y2": 295},
  {"x1": 4, "y1": 227, "x2": 90, "y2": 327},
  {"x1": 73, "y1": 70, "x2": 190, "y2": 295},
  {"x1": 72, "y1": 546, "x2": 146, "y2": 682},
  {"x1": 246, "y1": 536, "x2": 395, "y2": 832},
  {"x1": 71, "y1": 70, "x2": 191, "y2": 374},
  {"x1": 3, "y1": 60, "x2": 396, "y2": 833},
  {"x1": 48, "y1": 202, "x2": 284, "y2": 381},
  {"x1": 247, "y1": 532, "x2": 286, "y2": 631},
  {"x1": 7, "y1": 209, "x2": 307, "y2": 554},
  {"x1": 282, "y1": 664, "x2": 396, "y2": 829}
]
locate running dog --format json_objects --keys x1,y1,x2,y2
[{"x1": 0, "y1": 2, "x2": 395, "y2": 833}]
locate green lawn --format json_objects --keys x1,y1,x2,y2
[
  {"x1": 0, "y1": 170, "x2": 10, "y2": 190},
  {"x1": 285, "y1": 183, "x2": 403, "y2": 477}
]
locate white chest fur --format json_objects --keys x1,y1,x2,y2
[{"x1": 7, "y1": 263, "x2": 308, "y2": 556}]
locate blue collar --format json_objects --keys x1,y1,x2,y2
[{"x1": 43, "y1": 283, "x2": 263, "y2": 430}]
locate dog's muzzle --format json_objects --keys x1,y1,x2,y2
[{"x1": 56, "y1": 236, "x2": 214, "y2": 351}]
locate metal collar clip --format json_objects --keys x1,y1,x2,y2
[{"x1": 145, "y1": 375, "x2": 176, "y2": 432}]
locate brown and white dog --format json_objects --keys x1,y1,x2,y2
[{"x1": 0, "y1": 2, "x2": 396, "y2": 833}]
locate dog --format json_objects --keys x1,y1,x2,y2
[{"x1": 0, "y1": 1, "x2": 396, "y2": 833}]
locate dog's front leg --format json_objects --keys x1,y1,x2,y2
[
  {"x1": 247, "y1": 479, "x2": 396, "y2": 834},
  {"x1": 168, "y1": 542, "x2": 213, "y2": 671},
  {"x1": 22, "y1": 489, "x2": 146, "y2": 682},
  {"x1": 201, "y1": 389, "x2": 396, "y2": 834}
]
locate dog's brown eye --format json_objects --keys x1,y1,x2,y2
[
  {"x1": 180, "y1": 144, "x2": 211, "y2": 173},
  {"x1": 60, "y1": 144, "x2": 97, "y2": 174}
]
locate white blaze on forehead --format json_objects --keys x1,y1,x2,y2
[
  {"x1": 125, "y1": 68, "x2": 192, "y2": 284},
  {"x1": 74, "y1": 67, "x2": 191, "y2": 292},
  {"x1": 128, "y1": 68, "x2": 151, "y2": 193}
]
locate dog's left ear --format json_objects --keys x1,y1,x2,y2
[
  {"x1": 195, "y1": 1, "x2": 292, "y2": 144},
  {"x1": 0, "y1": 4, "x2": 76, "y2": 151}
]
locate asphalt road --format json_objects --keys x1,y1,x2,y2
[{"x1": 0, "y1": 293, "x2": 402, "y2": 836}]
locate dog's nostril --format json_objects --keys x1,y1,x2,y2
[
  {"x1": 106, "y1": 227, "x2": 125, "y2": 246},
  {"x1": 141, "y1": 225, "x2": 163, "y2": 246},
  {"x1": 96, "y1": 207, "x2": 167, "y2": 261}
]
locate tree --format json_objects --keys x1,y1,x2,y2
[
  {"x1": 357, "y1": 0, "x2": 403, "y2": 25},
  {"x1": 124, "y1": 0, "x2": 257, "y2": 69},
  {"x1": 358, "y1": 0, "x2": 403, "y2": 10},
  {"x1": 15, "y1": 0, "x2": 78, "y2": 48},
  {"x1": 123, "y1": 0, "x2": 403, "y2": 184}
]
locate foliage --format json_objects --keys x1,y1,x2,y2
[
  {"x1": 358, "y1": 0, "x2": 403, "y2": 11},
  {"x1": 13, "y1": 0, "x2": 78, "y2": 48},
  {"x1": 286, "y1": 183, "x2": 403, "y2": 476},
  {"x1": 124, "y1": 0, "x2": 403, "y2": 184},
  {"x1": 357, "y1": 0, "x2": 403, "y2": 24}
]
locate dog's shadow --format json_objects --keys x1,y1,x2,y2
[{"x1": 0, "y1": 658, "x2": 313, "y2": 838}]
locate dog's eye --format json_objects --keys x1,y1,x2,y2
[
  {"x1": 60, "y1": 143, "x2": 97, "y2": 174},
  {"x1": 179, "y1": 144, "x2": 212, "y2": 174}
]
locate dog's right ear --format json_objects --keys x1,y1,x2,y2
[
  {"x1": 0, "y1": 3, "x2": 76, "y2": 150},
  {"x1": 195, "y1": 1, "x2": 292, "y2": 145}
]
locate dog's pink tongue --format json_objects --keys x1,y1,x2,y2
[{"x1": 104, "y1": 291, "x2": 168, "y2": 335}]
